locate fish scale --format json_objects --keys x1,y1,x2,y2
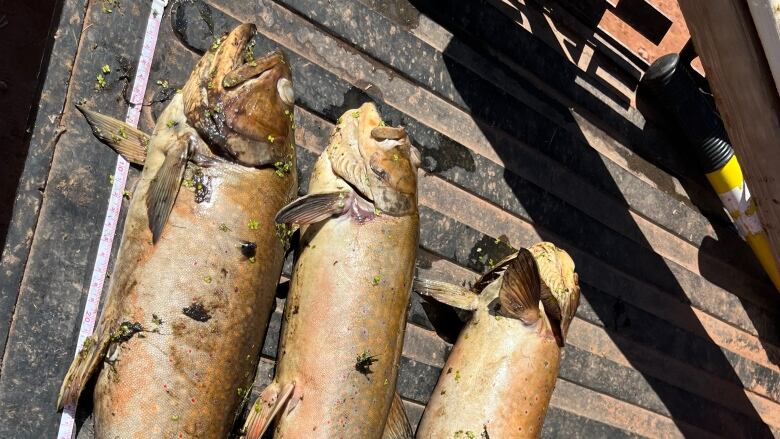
[
  {"x1": 57, "y1": 24, "x2": 297, "y2": 438},
  {"x1": 243, "y1": 103, "x2": 419, "y2": 439},
  {"x1": 415, "y1": 243, "x2": 580, "y2": 438}
]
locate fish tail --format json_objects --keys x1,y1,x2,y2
[
  {"x1": 498, "y1": 248, "x2": 542, "y2": 324},
  {"x1": 242, "y1": 381, "x2": 294, "y2": 439},
  {"x1": 381, "y1": 392, "x2": 413, "y2": 439},
  {"x1": 57, "y1": 331, "x2": 109, "y2": 410}
]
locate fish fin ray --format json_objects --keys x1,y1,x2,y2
[
  {"x1": 540, "y1": 287, "x2": 565, "y2": 347},
  {"x1": 275, "y1": 191, "x2": 352, "y2": 225},
  {"x1": 381, "y1": 392, "x2": 413, "y2": 439},
  {"x1": 76, "y1": 104, "x2": 149, "y2": 165},
  {"x1": 529, "y1": 242, "x2": 581, "y2": 346},
  {"x1": 57, "y1": 331, "x2": 111, "y2": 410},
  {"x1": 146, "y1": 140, "x2": 189, "y2": 243},
  {"x1": 412, "y1": 278, "x2": 479, "y2": 311},
  {"x1": 243, "y1": 381, "x2": 294, "y2": 439},
  {"x1": 472, "y1": 252, "x2": 519, "y2": 293},
  {"x1": 498, "y1": 248, "x2": 542, "y2": 324}
]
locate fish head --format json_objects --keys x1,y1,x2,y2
[
  {"x1": 529, "y1": 242, "x2": 581, "y2": 343},
  {"x1": 182, "y1": 23, "x2": 294, "y2": 167},
  {"x1": 329, "y1": 103, "x2": 420, "y2": 215}
]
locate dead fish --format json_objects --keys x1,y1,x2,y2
[
  {"x1": 414, "y1": 242, "x2": 580, "y2": 439},
  {"x1": 241, "y1": 103, "x2": 420, "y2": 439},
  {"x1": 57, "y1": 23, "x2": 297, "y2": 438}
]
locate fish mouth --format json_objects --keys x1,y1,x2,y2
[
  {"x1": 356, "y1": 103, "x2": 419, "y2": 214},
  {"x1": 222, "y1": 48, "x2": 289, "y2": 91},
  {"x1": 324, "y1": 102, "x2": 419, "y2": 215},
  {"x1": 182, "y1": 23, "x2": 294, "y2": 167}
]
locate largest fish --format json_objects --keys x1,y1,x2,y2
[
  {"x1": 57, "y1": 24, "x2": 297, "y2": 438},
  {"x1": 242, "y1": 103, "x2": 420, "y2": 439}
]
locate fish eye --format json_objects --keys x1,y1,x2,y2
[{"x1": 277, "y1": 78, "x2": 294, "y2": 105}]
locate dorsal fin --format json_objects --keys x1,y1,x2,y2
[{"x1": 498, "y1": 248, "x2": 541, "y2": 324}]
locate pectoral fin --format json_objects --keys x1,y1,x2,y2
[
  {"x1": 381, "y1": 392, "x2": 413, "y2": 439},
  {"x1": 498, "y1": 248, "x2": 541, "y2": 324},
  {"x1": 275, "y1": 191, "x2": 352, "y2": 225},
  {"x1": 57, "y1": 331, "x2": 110, "y2": 410},
  {"x1": 473, "y1": 252, "x2": 518, "y2": 293},
  {"x1": 76, "y1": 104, "x2": 149, "y2": 165},
  {"x1": 243, "y1": 381, "x2": 295, "y2": 439},
  {"x1": 412, "y1": 278, "x2": 479, "y2": 311},
  {"x1": 147, "y1": 139, "x2": 190, "y2": 243}
]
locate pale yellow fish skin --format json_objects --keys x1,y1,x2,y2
[
  {"x1": 91, "y1": 94, "x2": 295, "y2": 439},
  {"x1": 269, "y1": 103, "x2": 420, "y2": 438},
  {"x1": 416, "y1": 243, "x2": 580, "y2": 439},
  {"x1": 59, "y1": 23, "x2": 298, "y2": 438}
]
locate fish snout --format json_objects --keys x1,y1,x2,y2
[{"x1": 182, "y1": 24, "x2": 295, "y2": 167}]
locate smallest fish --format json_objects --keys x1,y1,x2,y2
[{"x1": 413, "y1": 242, "x2": 580, "y2": 439}]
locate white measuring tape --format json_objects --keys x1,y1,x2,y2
[{"x1": 57, "y1": 1, "x2": 167, "y2": 437}]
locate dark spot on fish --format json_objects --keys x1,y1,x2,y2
[
  {"x1": 171, "y1": 320, "x2": 186, "y2": 336},
  {"x1": 110, "y1": 321, "x2": 144, "y2": 343},
  {"x1": 193, "y1": 173, "x2": 211, "y2": 203},
  {"x1": 240, "y1": 241, "x2": 257, "y2": 258},
  {"x1": 183, "y1": 302, "x2": 212, "y2": 322},
  {"x1": 221, "y1": 268, "x2": 228, "y2": 277},
  {"x1": 355, "y1": 351, "x2": 378, "y2": 376},
  {"x1": 292, "y1": 305, "x2": 299, "y2": 315},
  {"x1": 370, "y1": 162, "x2": 389, "y2": 181}
]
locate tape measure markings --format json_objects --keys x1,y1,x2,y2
[{"x1": 56, "y1": 1, "x2": 167, "y2": 437}]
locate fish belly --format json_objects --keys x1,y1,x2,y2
[
  {"x1": 93, "y1": 162, "x2": 292, "y2": 438},
  {"x1": 272, "y1": 213, "x2": 418, "y2": 439},
  {"x1": 417, "y1": 314, "x2": 560, "y2": 439}
]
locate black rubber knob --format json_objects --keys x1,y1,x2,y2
[{"x1": 640, "y1": 53, "x2": 734, "y2": 173}]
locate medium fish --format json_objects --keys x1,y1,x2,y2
[
  {"x1": 242, "y1": 103, "x2": 420, "y2": 439},
  {"x1": 414, "y1": 242, "x2": 580, "y2": 439},
  {"x1": 57, "y1": 23, "x2": 297, "y2": 438}
]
